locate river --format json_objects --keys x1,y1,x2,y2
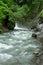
[{"x1": 0, "y1": 23, "x2": 41, "y2": 65}]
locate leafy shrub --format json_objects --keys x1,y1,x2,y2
[
  {"x1": 39, "y1": 10, "x2": 43, "y2": 18},
  {"x1": 0, "y1": 0, "x2": 43, "y2": 32},
  {"x1": 6, "y1": 11, "x2": 15, "y2": 30},
  {"x1": 7, "y1": 21, "x2": 15, "y2": 30},
  {"x1": 0, "y1": 1, "x2": 15, "y2": 30},
  {"x1": 0, "y1": 1, "x2": 9, "y2": 25},
  {"x1": 0, "y1": 29, "x2": 3, "y2": 33}
]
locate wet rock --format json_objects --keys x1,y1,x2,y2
[
  {"x1": 37, "y1": 32, "x2": 43, "y2": 65},
  {"x1": 31, "y1": 22, "x2": 43, "y2": 32},
  {"x1": 33, "y1": 51, "x2": 39, "y2": 56},
  {"x1": 31, "y1": 24, "x2": 37, "y2": 29},
  {"x1": 33, "y1": 28, "x2": 41, "y2": 32},
  {"x1": 31, "y1": 24, "x2": 41, "y2": 32},
  {"x1": 38, "y1": 33, "x2": 43, "y2": 44},
  {"x1": 32, "y1": 33, "x2": 37, "y2": 38},
  {"x1": 37, "y1": 23, "x2": 43, "y2": 30},
  {"x1": 39, "y1": 18, "x2": 43, "y2": 24}
]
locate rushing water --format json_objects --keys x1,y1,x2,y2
[{"x1": 0, "y1": 24, "x2": 41, "y2": 65}]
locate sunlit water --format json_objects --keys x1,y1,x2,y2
[{"x1": 0, "y1": 26, "x2": 41, "y2": 65}]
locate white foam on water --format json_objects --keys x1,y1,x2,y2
[
  {"x1": 0, "y1": 43, "x2": 13, "y2": 50},
  {"x1": 14, "y1": 23, "x2": 23, "y2": 29},
  {"x1": 24, "y1": 44, "x2": 38, "y2": 48},
  {"x1": 0, "y1": 54, "x2": 13, "y2": 62},
  {"x1": 9, "y1": 39, "x2": 13, "y2": 41},
  {"x1": 14, "y1": 23, "x2": 28, "y2": 30}
]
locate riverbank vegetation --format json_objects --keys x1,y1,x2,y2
[{"x1": 0, "y1": 0, "x2": 43, "y2": 33}]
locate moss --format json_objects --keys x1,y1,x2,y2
[{"x1": 0, "y1": 29, "x2": 3, "y2": 34}]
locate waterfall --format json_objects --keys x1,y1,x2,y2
[
  {"x1": 14, "y1": 22, "x2": 23, "y2": 30},
  {"x1": 14, "y1": 22, "x2": 28, "y2": 30}
]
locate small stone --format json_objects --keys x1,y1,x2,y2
[
  {"x1": 33, "y1": 51, "x2": 39, "y2": 56},
  {"x1": 32, "y1": 33, "x2": 37, "y2": 38}
]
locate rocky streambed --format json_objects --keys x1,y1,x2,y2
[{"x1": 31, "y1": 23, "x2": 43, "y2": 65}]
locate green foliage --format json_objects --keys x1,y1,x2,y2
[
  {"x1": 0, "y1": 0, "x2": 15, "y2": 31},
  {"x1": 14, "y1": 5, "x2": 30, "y2": 20},
  {"x1": 0, "y1": 1, "x2": 8, "y2": 19},
  {"x1": 7, "y1": 11, "x2": 15, "y2": 30},
  {"x1": 0, "y1": 29, "x2": 3, "y2": 33},
  {"x1": 0, "y1": 0, "x2": 43, "y2": 32},
  {"x1": 7, "y1": 21, "x2": 15, "y2": 30},
  {"x1": 13, "y1": 0, "x2": 43, "y2": 20},
  {"x1": 39, "y1": 10, "x2": 43, "y2": 18}
]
